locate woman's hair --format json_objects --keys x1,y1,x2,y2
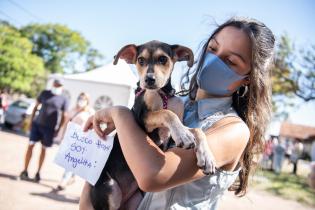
[{"x1": 179, "y1": 17, "x2": 275, "y2": 196}]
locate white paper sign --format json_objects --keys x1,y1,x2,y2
[{"x1": 54, "y1": 122, "x2": 114, "y2": 185}]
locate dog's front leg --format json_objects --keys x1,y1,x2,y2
[
  {"x1": 145, "y1": 110, "x2": 196, "y2": 149},
  {"x1": 189, "y1": 128, "x2": 216, "y2": 175}
]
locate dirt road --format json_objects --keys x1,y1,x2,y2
[{"x1": 0, "y1": 129, "x2": 314, "y2": 210}]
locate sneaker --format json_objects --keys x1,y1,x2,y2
[
  {"x1": 19, "y1": 171, "x2": 29, "y2": 180},
  {"x1": 56, "y1": 185, "x2": 65, "y2": 191},
  {"x1": 34, "y1": 172, "x2": 41, "y2": 182}
]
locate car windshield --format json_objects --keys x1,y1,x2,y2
[{"x1": 11, "y1": 100, "x2": 30, "y2": 109}]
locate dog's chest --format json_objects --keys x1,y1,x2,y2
[
  {"x1": 143, "y1": 91, "x2": 164, "y2": 111},
  {"x1": 132, "y1": 91, "x2": 171, "y2": 149}
]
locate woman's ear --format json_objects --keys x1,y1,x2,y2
[{"x1": 242, "y1": 76, "x2": 250, "y2": 86}]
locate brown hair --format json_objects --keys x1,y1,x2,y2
[{"x1": 180, "y1": 17, "x2": 275, "y2": 196}]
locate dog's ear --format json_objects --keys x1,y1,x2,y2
[
  {"x1": 171, "y1": 45, "x2": 194, "y2": 67},
  {"x1": 113, "y1": 44, "x2": 137, "y2": 65}
]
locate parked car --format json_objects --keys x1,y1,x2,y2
[{"x1": 4, "y1": 98, "x2": 36, "y2": 130}]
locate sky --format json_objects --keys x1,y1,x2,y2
[{"x1": 0, "y1": 0, "x2": 314, "y2": 128}]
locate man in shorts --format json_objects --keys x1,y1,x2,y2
[{"x1": 19, "y1": 79, "x2": 69, "y2": 182}]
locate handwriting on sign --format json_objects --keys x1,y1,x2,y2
[{"x1": 54, "y1": 122, "x2": 114, "y2": 185}]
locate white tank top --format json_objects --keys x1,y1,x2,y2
[{"x1": 137, "y1": 96, "x2": 242, "y2": 210}]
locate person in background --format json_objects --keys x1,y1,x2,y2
[
  {"x1": 0, "y1": 90, "x2": 8, "y2": 127},
  {"x1": 262, "y1": 136, "x2": 273, "y2": 170},
  {"x1": 272, "y1": 137, "x2": 286, "y2": 174},
  {"x1": 54, "y1": 92, "x2": 94, "y2": 191},
  {"x1": 290, "y1": 140, "x2": 303, "y2": 175},
  {"x1": 309, "y1": 141, "x2": 315, "y2": 189},
  {"x1": 19, "y1": 79, "x2": 69, "y2": 182},
  {"x1": 311, "y1": 141, "x2": 315, "y2": 162}
]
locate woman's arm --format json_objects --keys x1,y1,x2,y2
[{"x1": 97, "y1": 106, "x2": 249, "y2": 192}]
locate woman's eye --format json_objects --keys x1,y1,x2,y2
[
  {"x1": 208, "y1": 46, "x2": 217, "y2": 52},
  {"x1": 226, "y1": 59, "x2": 235, "y2": 66},
  {"x1": 158, "y1": 56, "x2": 167, "y2": 65},
  {"x1": 138, "y1": 57, "x2": 145, "y2": 66}
]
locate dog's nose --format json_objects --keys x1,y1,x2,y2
[{"x1": 145, "y1": 74, "x2": 156, "y2": 86}]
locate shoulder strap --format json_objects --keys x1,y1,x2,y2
[
  {"x1": 69, "y1": 109, "x2": 84, "y2": 122},
  {"x1": 204, "y1": 116, "x2": 245, "y2": 135}
]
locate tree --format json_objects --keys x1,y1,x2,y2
[
  {"x1": 271, "y1": 34, "x2": 315, "y2": 119},
  {"x1": 0, "y1": 21, "x2": 45, "y2": 96},
  {"x1": 20, "y1": 23, "x2": 103, "y2": 74},
  {"x1": 294, "y1": 45, "x2": 315, "y2": 101},
  {"x1": 273, "y1": 34, "x2": 315, "y2": 101}
]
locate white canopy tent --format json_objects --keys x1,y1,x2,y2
[{"x1": 47, "y1": 60, "x2": 138, "y2": 111}]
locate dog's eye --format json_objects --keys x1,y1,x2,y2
[
  {"x1": 158, "y1": 56, "x2": 167, "y2": 65},
  {"x1": 137, "y1": 57, "x2": 146, "y2": 66}
]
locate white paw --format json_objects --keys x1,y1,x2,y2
[
  {"x1": 171, "y1": 126, "x2": 196, "y2": 149},
  {"x1": 158, "y1": 127, "x2": 171, "y2": 143},
  {"x1": 195, "y1": 141, "x2": 216, "y2": 175}
]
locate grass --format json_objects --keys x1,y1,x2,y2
[{"x1": 252, "y1": 165, "x2": 315, "y2": 207}]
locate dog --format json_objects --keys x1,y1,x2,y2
[{"x1": 89, "y1": 41, "x2": 215, "y2": 210}]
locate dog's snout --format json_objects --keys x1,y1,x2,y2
[{"x1": 145, "y1": 74, "x2": 156, "y2": 86}]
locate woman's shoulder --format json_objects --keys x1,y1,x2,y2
[
  {"x1": 204, "y1": 114, "x2": 250, "y2": 170},
  {"x1": 208, "y1": 114, "x2": 249, "y2": 140},
  {"x1": 168, "y1": 95, "x2": 185, "y2": 106}
]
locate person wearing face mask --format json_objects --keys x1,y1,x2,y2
[
  {"x1": 80, "y1": 17, "x2": 275, "y2": 210},
  {"x1": 19, "y1": 79, "x2": 69, "y2": 182},
  {"x1": 54, "y1": 92, "x2": 94, "y2": 191}
]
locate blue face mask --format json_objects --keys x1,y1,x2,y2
[{"x1": 196, "y1": 52, "x2": 247, "y2": 96}]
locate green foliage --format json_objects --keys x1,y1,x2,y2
[
  {"x1": 0, "y1": 20, "x2": 104, "y2": 96},
  {"x1": 271, "y1": 34, "x2": 315, "y2": 118},
  {"x1": 295, "y1": 45, "x2": 315, "y2": 101},
  {"x1": 0, "y1": 21, "x2": 45, "y2": 96},
  {"x1": 20, "y1": 23, "x2": 104, "y2": 74},
  {"x1": 272, "y1": 35, "x2": 298, "y2": 97},
  {"x1": 273, "y1": 34, "x2": 315, "y2": 100},
  {"x1": 254, "y1": 170, "x2": 315, "y2": 206}
]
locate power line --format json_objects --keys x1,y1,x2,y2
[
  {"x1": 5, "y1": 0, "x2": 42, "y2": 21},
  {"x1": 0, "y1": 9, "x2": 23, "y2": 25}
]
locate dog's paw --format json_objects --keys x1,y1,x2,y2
[
  {"x1": 170, "y1": 126, "x2": 196, "y2": 149},
  {"x1": 146, "y1": 124, "x2": 155, "y2": 133},
  {"x1": 195, "y1": 141, "x2": 216, "y2": 175},
  {"x1": 158, "y1": 127, "x2": 171, "y2": 143}
]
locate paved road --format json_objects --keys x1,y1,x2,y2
[{"x1": 0, "y1": 129, "x2": 314, "y2": 210}]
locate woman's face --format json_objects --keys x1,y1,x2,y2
[
  {"x1": 206, "y1": 26, "x2": 252, "y2": 91},
  {"x1": 77, "y1": 95, "x2": 88, "y2": 108}
]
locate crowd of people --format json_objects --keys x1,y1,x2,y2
[{"x1": 261, "y1": 135, "x2": 315, "y2": 176}]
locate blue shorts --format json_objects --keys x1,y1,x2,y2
[{"x1": 29, "y1": 122, "x2": 55, "y2": 147}]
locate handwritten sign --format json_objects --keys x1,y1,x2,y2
[{"x1": 54, "y1": 122, "x2": 114, "y2": 185}]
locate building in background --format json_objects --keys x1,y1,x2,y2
[
  {"x1": 48, "y1": 60, "x2": 138, "y2": 111},
  {"x1": 279, "y1": 122, "x2": 315, "y2": 159}
]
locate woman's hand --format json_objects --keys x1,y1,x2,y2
[{"x1": 83, "y1": 107, "x2": 116, "y2": 139}]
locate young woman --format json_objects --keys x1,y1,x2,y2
[{"x1": 80, "y1": 17, "x2": 275, "y2": 210}]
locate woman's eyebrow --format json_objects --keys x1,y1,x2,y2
[
  {"x1": 213, "y1": 37, "x2": 247, "y2": 63},
  {"x1": 213, "y1": 38, "x2": 219, "y2": 46}
]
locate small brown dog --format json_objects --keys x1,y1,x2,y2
[{"x1": 90, "y1": 41, "x2": 215, "y2": 210}]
